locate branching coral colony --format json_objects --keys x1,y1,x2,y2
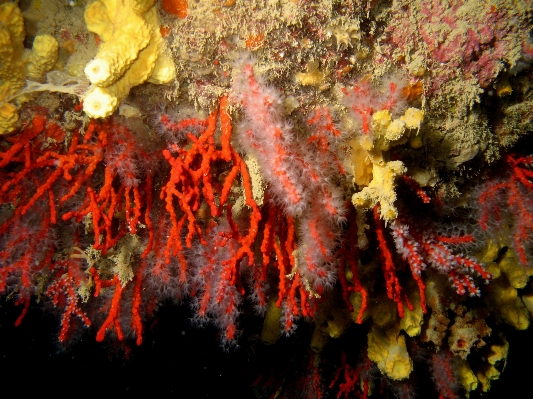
[{"x1": 1, "y1": 0, "x2": 533, "y2": 397}]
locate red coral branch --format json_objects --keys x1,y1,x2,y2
[
  {"x1": 430, "y1": 351, "x2": 459, "y2": 399},
  {"x1": 96, "y1": 275, "x2": 124, "y2": 342},
  {"x1": 46, "y1": 260, "x2": 92, "y2": 342},
  {"x1": 392, "y1": 219, "x2": 490, "y2": 298},
  {"x1": 330, "y1": 352, "x2": 372, "y2": 399},
  {"x1": 374, "y1": 205, "x2": 406, "y2": 317},
  {"x1": 479, "y1": 154, "x2": 533, "y2": 266},
  {"x1": 338, "y1": 208, "x2": 368, "y2": 324},
  {"x1": 402, "y1": 174, "x2": 431, "y2": 204}
]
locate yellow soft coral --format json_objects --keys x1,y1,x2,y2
[
  {"x1": 295, "y1": 60, "x2": 326, "y2": 86},
  {"x1": 261, "y1": 298, "x2": 282, "y2": 345},
  {"x1": 0, "y1": 3, "x2": 26, "y2": 100},
  {"x1": 352, "y1": 160, "x2": 406, "y2": 221},
  {"x1": 26, "y1": 35, "x2": 59, "y2": 82},
  {"x1": 478, "y1": 235, "x2": 531, "y2": 329},
  {"x1": 0, "y1": 102, "x2": 19, "y2": 135},
  {"x1": 349, "y1": 137, "x2": 373, "y2": 187},
  {"x1": 0, "y1": 3, "x2": 58, "y2": 135},
  {"x1": 476, "y1": 338, "x2": 509, "y2": 392},
  {"x1": 489, "y1": 276, "x2": 530, "y2": 330},
  {"x1": 367, "y1": 323, "x2": 413, "y2": 380},
  {"x1": 83, "y1": 0, "x2": 176, "y2": 118},
  {"x1": 315, "y1": 298, "x2": 352, "y2": 339},
  {"x1": 350, "y1": 107, "x2": 424, "y2": 221},
  {"x1": 399, "y1": 290, "x2": 424, "y2": 337},
  {"x1": 499, "y1": 248, "x2": 533, "y2": 289},
  {"x1": 309, "y1": 297, "x2": 352, "y2": 353},
  {"x1": 456, "y1": 358, "x2": 479, "y2": 393}
]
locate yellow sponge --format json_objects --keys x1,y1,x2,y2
[
  {"x1": 83, "y1": 0, "x2": 176, "y2": 118},
  {"x1": 349, "y1": 107, "x2": 424, "y2": 221},
  {"x1": 0, "y1": 3, "x2": 26, "y2": 135},
  {"x1": 367, "y1": 323, "x2": 413, "y2": 380},
  {"x1": 27, "y1": 35, "x2": 59, "y2": 82},
  {"x1": 351, "y1": 160, "x2": 406, "y2": 221},
  {"x1": 0, "y1": 3, "x2": 58, "y2": 134}
]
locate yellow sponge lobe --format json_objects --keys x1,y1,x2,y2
[
  {"x1": 26, "y1": 35, "x2": 59, "y2": 82},
  {"x1": 0, "y1": 3, "x2": 58, "y2": 134},
  {"x1": 367, "y1": 324, "x2": 413, "y2": 380},
  {"x1": 83, "y1": 0, "x2": 176, "y2": 118}
]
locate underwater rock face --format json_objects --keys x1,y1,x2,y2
[{"x1": 1, "y1": 1, "x2": 533, "y2": 398}]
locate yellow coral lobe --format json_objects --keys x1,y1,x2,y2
[
  {"x1": 0, "y1": 2, "x2": 25, "y2": 134},
  {"x1": 385, "y1": 119, "x2": 406, "y2": 141},
  {"x1": 400, "y1": 108, "x2": 425, "y2": 130},
  {"x1": 261, "y1": 298, "x2": 282, "y2": 345},
  {"x1": 83, "y1": 0, "x2": 176, "y2": 118},
  {"x1": 490, "y1": 276, "x2": 530, "y2": 330},
  {"x1": 0, "y1": 103, "x2": 18, "y2": 134},
  {"x1": 295, "y1": 61, "x2": 326, "y2": 86},
  {"x1": 496, "y1": 77, "x2": 512, "y2": 97},
  {"x1": 84, "y1": 1, "x2": 113, "y2": 42},
  {"x1": 322, "y1": 308, "x2": 351, "y2": 339},
  {"x1": 350, "y1": 138, "x2": 373, "y2": 187},
  {"x1": 371, "y1": 109, "x2": 392, "y2": 135},
  {"x1": 457, "y1": 359, "x2": 479, "y2": 393},
  {"x1": 352, "y1": 160, "x2": 406, "y2": 222},
  {"x1": 0, "y1": 3, "x2": 59, "y2": 133},
  {"x1": 476, "y1": 339, "x2": 509, "y2": 392},
  {"x1": 399, "y1": 291, "x2": 424, "y2": 337},
  {"x1": 499, "y1": 248, "x2": 533, "y2": 289},
  {"x1": 27, "y1": 35, "x2": 59, "y2": 82},
  {"x1": 367, "y1": 324, "x2": 413, "y2": 380}
]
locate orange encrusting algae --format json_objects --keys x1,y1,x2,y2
[{"x1": 162, "y1": 0, "x2": 188, "y2": 19}]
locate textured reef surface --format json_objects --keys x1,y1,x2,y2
[{"x1": 1, "y1": 1, "x2": 533, "y2": 397}]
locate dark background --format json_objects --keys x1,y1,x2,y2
[
  {"x1": 2, "y1": 298, "x2": 532, "y2": 398},
  {"x1": 1, "y1": 299, "x2": 252, "y2": 397}
]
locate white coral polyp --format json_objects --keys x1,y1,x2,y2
[
  {"x1": 84, "y1": 58, "x2": 112, "y2": 85},
  {"x1": 83, "y1": 87, "x2": 117, "y2": 119}
]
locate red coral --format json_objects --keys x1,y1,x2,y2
[
  {"x1": 373, "y1": 199, "x2": 490, "y2": 318},
  {"x1": 46, "y1": 258, "x2": 91, "y2": 342},
  {"x1": 160, "y1": 96, "x2": 261, "y2": 280},
  {"x1": 374, "y1": 205, "x2": 413, "y2": 318},
  {"x1": 478, "y1": 153, "x2": 533, "y2": 266},
  {"x1": 329, "y1": 352, "x2": 372, "y2": 399},
  {"x1": 61, "y1": 119, "x2": 157, "y2": 254},
  {"x1": 0, "y1": 209, "x2": 55, "y2": 326},
  {"x1": 0, "y1": 114, "x2": 156, "y2": 254},
  {"x1": 430, "y1": 351, "x2": 460, "y2": 399},
  {"x1": 392, "y1": 217, "x2": 490, "y2": 298}
]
